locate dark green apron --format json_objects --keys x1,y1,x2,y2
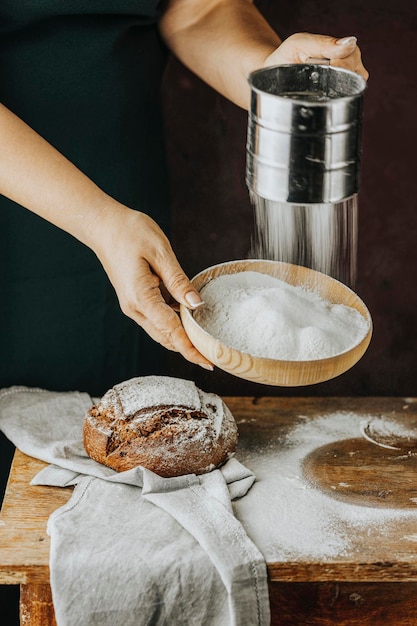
[
  {"x1": 0, "y1": 0, "x2": 171, "y2": 396},
  {"x1": 0, "y1": 11, "x2": 173, "y2": 619}
]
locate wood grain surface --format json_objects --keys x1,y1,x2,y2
[
  {"x1": 19, "y1": 584, "x2": 57, "y2": 626},
  {"x1": 269, "y1": 581, "x2": 417, "y2": 625},
  {"x1": 1, "y1": 396, "x2": 417, "y2": 624},
  {"x1": 230, "y1": 396, "x2": 417, "y2": 583},
  {"x1": 0, "y1": 452, "x2": 70, "y2": 585}
]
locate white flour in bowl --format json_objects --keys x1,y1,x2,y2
[{"x1": 193, "y1": 271, "x2": 369, "y2": 361}]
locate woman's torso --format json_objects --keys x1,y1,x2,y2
[{"x1": 0, "y1": 1, "x2": 171, "y2": 395}]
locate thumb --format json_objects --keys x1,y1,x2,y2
[
  {"x1": 272, "y1": 33, "x2": 358, "y2": 65},
  {"x1": 320, "y1": 35, "x2": 358, "y2": 60},
  {"x1": 160, "y1": 260, "x2": 204, "y2": 310}
]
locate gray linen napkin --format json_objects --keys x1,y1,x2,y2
[{"x1": 0, "y1": 386, "x2": 270, "y2": 626}]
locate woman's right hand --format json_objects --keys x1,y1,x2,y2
[{"x1": 89, "y1": 201, "x2": 214, "y2": 370}]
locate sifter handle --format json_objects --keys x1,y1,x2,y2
[{"x1": 306, "y1": 57, "x2": 330, "y2": 64}]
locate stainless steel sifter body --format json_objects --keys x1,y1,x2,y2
[{"x1": 246, "y1": 64, "x2": 367, "y2": 204}]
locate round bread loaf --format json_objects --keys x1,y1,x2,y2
[{"x1": 83, "y1": 376, "x2": 238, "y2": 477}]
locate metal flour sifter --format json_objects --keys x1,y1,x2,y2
[{"x1": 246, "y1": 63, "x2": 367, "y2": 287}]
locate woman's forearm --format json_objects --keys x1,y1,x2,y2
[
  {"x1": 0, "y1": 103, "x2": 121, "y2": 248},
  {"x1": 159, "y1": 0, "x2": 368, "y2": 109},
  {"x1": 0, "y1": 102, "x2": 212, "y2": 365},
  {"x1": 159, "y1": 0, "x2": 281, "y2": 109}
]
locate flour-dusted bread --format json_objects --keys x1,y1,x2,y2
[{"x1": 83, "y1": 376, "x2": 238, "y2": 477}]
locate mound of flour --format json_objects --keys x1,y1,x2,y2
[{"x1": 194, "y1": 271, "x2": 369, "y2": 361}]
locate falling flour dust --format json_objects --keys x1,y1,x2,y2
[
  {"x1": 194, "y1": 271, "x2": 369, "y2": 361},
  {"x1": 249, "y1": 194, "x2": 358, "y2": 288}
]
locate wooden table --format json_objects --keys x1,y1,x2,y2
[{"x1": 2, "y1": 396, "x2": 417, "y2": 625}]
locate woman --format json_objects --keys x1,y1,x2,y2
[
  {"x1": 0, "y1": 0, "x2": 367, "y2": 397},
  {"x1": 0, "y1": 2, "x2": 367, "y2": 622}
]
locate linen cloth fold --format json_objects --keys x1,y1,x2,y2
[{"x1": 0, "y1": 386, "x2": 270, "y2": 626}]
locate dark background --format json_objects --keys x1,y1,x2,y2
[
  {"x1": 2, "y1": 3, "x2": 416, "y2": 624},
  {"x1": 163, "y1": 0, "x2": 417, "y2": 398}
]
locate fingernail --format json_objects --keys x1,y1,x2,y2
[
  {"x1": 336, "y1": 36, "x2": 357, "y2": 46},
  {"x1": 185, "y1": 291, "x2": 204, "y2": 309},
  {"x1": 199, "y1": 363, "x2": 214, "y2": 371}
]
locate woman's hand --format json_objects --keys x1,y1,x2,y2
[
  {"x1": 160, "y1": 1, "x2": 368, "y2": 109},
  {"x1": 90, "y1": 202, "x2": 213, "y2": 369},
  {"x1": 0, "y1": 103, "x2": 212, "y2": 369},
  {"x1": 264, "y1": 33, "x2": 369, "y2": 80}
]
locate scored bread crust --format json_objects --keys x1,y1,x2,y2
[{"x1": 83, "y1": 376, "x2": 238, "y2": 477}]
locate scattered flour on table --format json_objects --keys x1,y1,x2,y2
[
  {"x1": 194, "y1": 272, "x2": 369, "y2": 360},
  {"x1": 233, "y1": 412, "x2": 417, "y2": 561}
]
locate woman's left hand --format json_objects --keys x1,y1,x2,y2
[{"x1": 264, "y1": 32, "x2": 369, "y2": 80}]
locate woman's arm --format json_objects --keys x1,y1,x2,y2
[
  {"x1": 159, "y1": 0, "x2": 368, "y2": 109},
  {"x1": 0, "y1": 103, "x2": 212, "y2": 368}
]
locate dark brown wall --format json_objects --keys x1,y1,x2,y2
[{"x1": 162, "y1": 0, "x2": 417, "y2": 397}]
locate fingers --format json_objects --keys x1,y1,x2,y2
[
  {"x1": 93, "y1": 206, "x2": 213, "y2": 369},
  {"x1": 316, "y1": 34, "x2": 369, "y2": 80},
  {"x1": 145, "y1": 251, "x2": 216, "y2": 368},
  {"x1": 292, "y1": 33, "x2": 358, "y2": 61},
  {"x1": 118, "y1": 258, "x2": 213, "y2": 370},
  {"x1": 122, "y1": 285, "x2": 214, "y2": 369},
  {"x1": 134, "y1": 212, "x2": 204, "y2": 312},
  {"x1": 159, "y1": 280, "x2": 180, "y2": 311},
  {"x1": 158, "y1": 259, "x2": 204, "y2": 311},
  {"x1": 265, "y1": 32, "x2": 369, "y2": 81}
]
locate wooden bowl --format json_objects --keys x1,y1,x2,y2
[{"x1": 180, "y1": 259, "x2": 372, "y2": 387}]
